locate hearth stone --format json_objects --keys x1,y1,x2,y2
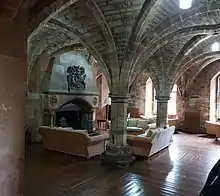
[{"x1": 101, "y1": 144, "x2": 135, "y2": 168}]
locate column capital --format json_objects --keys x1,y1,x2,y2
[
  {"x1": 109, "y1": 93, "x2": 129, "y2": 103},
  {"x1": 155, "y1": 96, "x2": 170, "y2": 102}
]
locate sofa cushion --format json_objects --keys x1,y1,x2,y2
[
  {"x1": 127, "y1": 119, "x2": 138, "y2": 127},
  {"x1": 146, "y1": 129, "x2": 157, "y2": 141},
  {"x1": 137, "y1": 119, "x2": 148, "y2": 128},
  {"x1": 127, "y1": 127, "x2": 142, "y2": 132}
]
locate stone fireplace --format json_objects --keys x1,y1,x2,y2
[
  {"x1": 39, "y1": 50, "x2": 100, "y2": 137},
  {"x1": 55, "y1": 98, "x2": 93, "y2": 132}
]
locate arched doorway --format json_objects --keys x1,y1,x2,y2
[
  {"x1": 145, "y1": 77, "x2": 177, "y2": 118},
  {"x1": 55, "y1": 98, "x2": 93, "y2": 132}
]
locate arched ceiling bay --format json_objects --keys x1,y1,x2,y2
[{"x1": 28, "y1": 0, "x2": 220, "y2": 95}]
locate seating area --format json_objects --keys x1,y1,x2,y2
[
  {"x1": 40, "y1": 126, "x2": 109, "y2": 159},
  {"x1": 127, "y1": 126, "x2": 175, "y2": 158},
  {"x1": 126, "y1": 118, "x2": 153, "y2": 135},
  {"x1": 205, "y1": 121, "x2": 220, "y2": 139},
  {"x1": 39, "y1": 121, "x2": 175, "y2": 160},
  {"x1": 38, "y1": 116, "x2": 220, "y2": 165}
]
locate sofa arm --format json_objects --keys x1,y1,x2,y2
[
  {"x1": 127, "y1": 135, "x2": 153, "y2": 149},
  {"x1": 89, "y1": 133, "x2": 109, "y2": 143},
  {"x1": 127, "y1": 135, "x2": 152, "y2": 143}
]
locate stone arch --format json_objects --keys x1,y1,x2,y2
[
  {"x1": 28, "y1": 0, "x2": 80, "y2": 37},
  {"x1": 172, "y1": 51, "x2": 220, "y2": 86},
  {"x1": 145, "y1": 78, "x2": 178, "y2": 118},
  {"x1": 28, "y1": 23, "x2": 112, "y2": 91},
  {"x1": 142, "y1": 8, "x2": 220, "y2": 45},
  {"x1": 185, "y1": 58, "x2": 220, "y2": 91},
  {"x1": 57, "y1": 97, "x2": 92, "y2": 112},
  {"x1": 54, "y1": 97, "x2": 93, "y2": 130},
  {"x1": 28, "y1": 51, "x2": 52, "y2": 93},
  {"x1": 177, "y1": 60, "x2": 220, "y2": 131}
]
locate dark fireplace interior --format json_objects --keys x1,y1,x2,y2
[
  {"x1": 56, "y1": 104, "x2": 82, "y2": 129},
  {"x1": 55, "y1": 98, "x2": 93, "y2": 133}
]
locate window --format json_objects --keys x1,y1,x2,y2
[
  {"x1": 153, "y1": 88, "x2": 157, "y2": 114},
  {"x1": 216, "y1": 76, "x2": 220, "y2": 119},
  {"x1": 212, "y1": 42, "x2": 220, "y2": 52},
  {"x1": 145, "y1": 79, "x2": 177, "y2": 117},
  {"x1": 153, "y1": 85, "x2": 177, "y2": 116},
  {"x1": 145, "y1": 78, "x2": 153, "y2": 117},
  {"x1": 168, "y1": 84, "x2": 177, "y2": 115},
  {"x1": 210, "y1": 73, "x2": 220, "y2": 122},
  {"x1": 179, "y1": 0, "x2": 192, "y2": 9}
]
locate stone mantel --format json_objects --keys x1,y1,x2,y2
[{"x1": 43, "y1": 91, "x2": 99, "y2": 111}]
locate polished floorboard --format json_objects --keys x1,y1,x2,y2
[{"x1": 24, "y1": 133, "x2": 220, "y2": 196}]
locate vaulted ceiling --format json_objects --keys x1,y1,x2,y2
[{"x1": 27, "y1": 0, "x2": 220, "y2": 96}]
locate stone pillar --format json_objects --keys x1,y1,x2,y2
[
  {"x1": 101, "y1": 94, "x2": 134, "y2": 168},
  {"x1": 25, "y1": 93, "x2": 43, "y2": 141},
  {"x1": 0, "y1": 8, "x2": 27, "y2": 195},
  {"x1": 50, "y1": 111, "x2": 55, "y2": 127},
  {"x1": 156, "y1": 96, "x2": 170, "y2": 127},
  {"x1": 87, "y1": 110, "x2": 93, "y2": 133}
]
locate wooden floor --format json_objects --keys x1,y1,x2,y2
[{"x1": 24, "y1": 133, "x2": 220, "y2": 196}]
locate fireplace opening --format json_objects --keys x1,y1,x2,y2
[
  {"x1": 55, "y1": 98, "x2": 93, "y2": 133},
  {"x1": 55, "y1": 104, "x2": 82, "y2": 129}
]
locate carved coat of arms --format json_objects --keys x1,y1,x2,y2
[{"x1": 67, "y1": 65, "x2": 86, "y2": 91}]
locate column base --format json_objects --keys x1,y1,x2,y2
[{"x1": 101, "y1": 144, "x2": 135, "y2": 168}]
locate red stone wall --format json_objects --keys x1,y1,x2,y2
[
  {"x1": 0, "y1": 7, "x2": 27, "y2": 195},
  {"x1": 177, "y1": 60, "x2": 220, "y2": 133}
]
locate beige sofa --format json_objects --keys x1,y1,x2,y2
[
  {"x1": 127, "y1": 126, "x2": 175, "y2": 158},
  {"x1": 126, "y1": 118, "x2": 150, "y2": 135},
  {"x1": 39, "y1": 126, "x2": 109, "y2": 159},
  {"x1": 205, "y1": 121, "x2": 220, "y2": 138}
]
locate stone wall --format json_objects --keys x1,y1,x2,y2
[
  {"x1": 95, "y1": 74, "x2": 109, "y2": 120},
  {"x1": 129, "y1": 72, "x2": 148, "y2": 116},
  {"x1": 177, "y1": 60, "x2": 220, "y2": 132}
]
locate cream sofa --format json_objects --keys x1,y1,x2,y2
[
  {"x1": 205, "y1": 121, "x2": 220, "y2": 138},
  {"x1": 127, "y1": 126, "x2": 175, "y2": 158},
  {"x1": 39, "y1": 126, "x2": 109, "y2": 159},
  {"x1": 107, "y1": 118, "x2": 150, "y2": 135},
  {"x1": 126, "y1": 118, "x2": 150, "y2": 135}
]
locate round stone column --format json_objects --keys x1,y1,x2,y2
[
  {"x1": 0, "y1": 55, "x2": 27, "y2": 195},
  {"x1": 155, "y1": 96, "x2": 170, "y2": 127},
  {"x1": 101, "y1": 94, "x2": 134, "y2": 168},
  {"x1": 87, "y1": 110, "x2": 94, "y2": 133},
  {"x1": 0, "y1": 9, "x2": 27, "y2": 195},
  {"x1": 108, "y1": 94, "x2": 128, "y2": 145}
]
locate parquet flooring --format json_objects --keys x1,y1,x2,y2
[{"x1": 24, "y1": 133, "x2": 220, "y2": 196}]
